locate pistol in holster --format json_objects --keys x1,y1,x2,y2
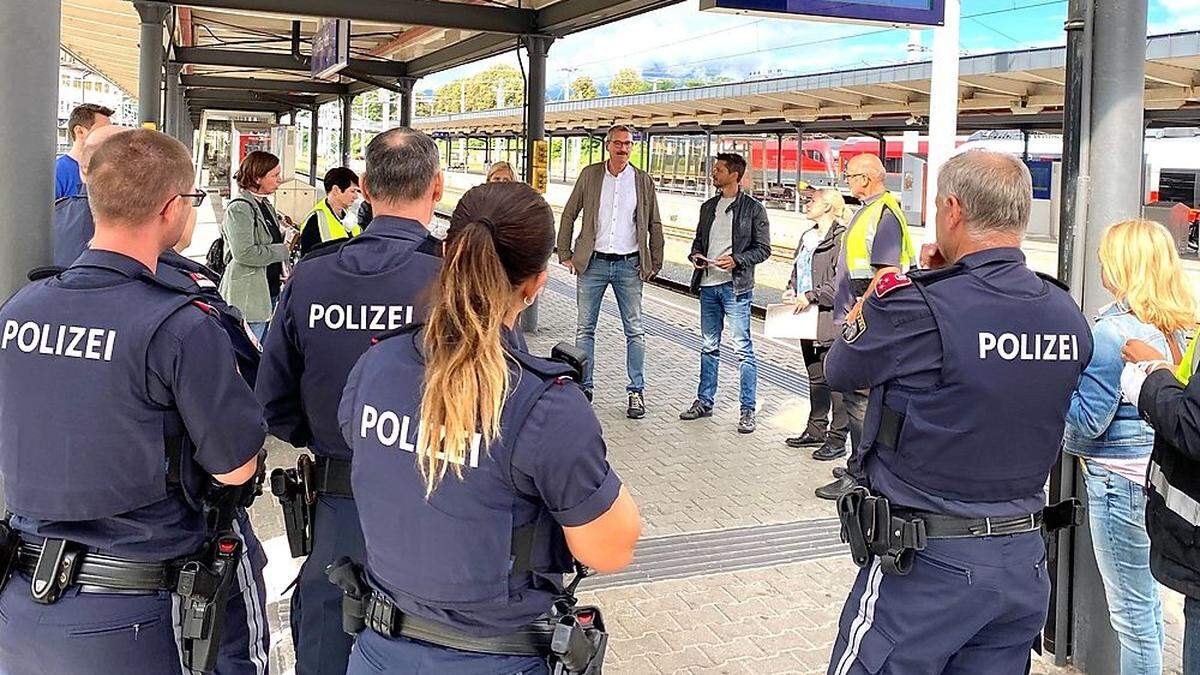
[
  {"x1": 0, "y1": 519, "x2": 17, "y2": 596},
  {"x1": 836, "y1": 487, "x2": 927, "y2": 576},
  {"x1": 549, "y1": 605, "x2": 608, "y2": 675},
  {"x1": 326, "y1": 556, "x2": 370, "y2": 635},
  {"x1": 271, "y1": 454, "x2": 315, "y2": 558},
  {"x1": 204, "y1": 449, "x2": 268, "y2": 533},
  {"x1": 176, "y1": 532, "x2": 242, "y2": 673}
]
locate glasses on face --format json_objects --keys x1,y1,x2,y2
[
  {"x1": 843, "y1": 173, "x2": 867, "y2": 184},
  {"x1": 608, "y1": 140, "x2": 634, "y2": 149},
  {"x1": 160, "y1": 191, "x2": 207, "y2": 215}
]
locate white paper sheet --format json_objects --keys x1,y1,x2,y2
[{"x1": 764, "y1": 303, "x2": 818, "y2": 341}]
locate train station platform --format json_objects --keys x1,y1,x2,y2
[{"x1": 203, "y1": 209, "x2": 1184, "y2": 673}]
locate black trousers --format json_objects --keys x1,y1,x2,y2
[
  {"x1": 800, "y1": 340, "x2": 848, "y2": 446},
  {"x1": 843, "y1": 388, "x2": 869, "y2": 475}
]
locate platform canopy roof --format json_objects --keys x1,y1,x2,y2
[
  {"x1": 413, "y1": 30, "x2": 1200, "y2": 136},
  {"x1": 61, "y1": 0, "x2": 685, "y2": 114}
]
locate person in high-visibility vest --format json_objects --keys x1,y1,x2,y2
[
  {"x1": 815, "y1": 152, "x2": 916, "y2": 500},
  {"x1": 298, "y1": 167, "x2": 362, "y2": 257}
]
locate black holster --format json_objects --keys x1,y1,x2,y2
[
  {"x1": 836, "y1": 487, "x2": 927, "y2": 576},
  {"x1": 203, "y1": 449, "x2": 267, "y2": 533},
  {"x1": 271, "y1": 454, "x2": 315, "y2": 558},
  {"x1": 1042, "y1": 498, "x2": 1084, "y2": 533},
  {"x1": 177, "y1": 532, "x2": 242, "y2": 673},
  {"x1": 549, "y1": 607, "x2": 607, "y2": 675},
  {"x1": 0, "y1": 520, "x2": 18, "y2": 596},
  {"x1": 326, "y1": 556, "x2": 370, "y2": 635}
]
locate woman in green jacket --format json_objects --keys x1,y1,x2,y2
[{"x1": 219, "y1": 151, "x2": 292, "y2": 340}]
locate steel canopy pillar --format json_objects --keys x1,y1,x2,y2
[
  {"x1": 340, "y1": 94, "x2": 354, "y2": 167},
  {"x1": 309, "y1": 106, "x2": 319, "y2": 186},
  {"x1": 135, "y1": 2, "x2": 169, "y2": 129},
  {"x1": 399, "y1": 77, "x2": 416, "y2": 128},
  {"x1": 520, "y1": 34, "x2": 553, "y2": 334},
  {"x1": 165, "y1": 61, "x2": 182, "y2": 139},
  {"x1": 922, "y1": 0, "x2": 960, "y2": 235}
]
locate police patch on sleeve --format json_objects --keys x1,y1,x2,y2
[
  {"x1": 874, "y1": 272, "x2": 911, "y2": 299},
  {"x1": 842, "y1": 313, "x2": 867, "y2": 343}
]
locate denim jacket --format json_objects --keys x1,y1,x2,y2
[{"x1": 1063, "y1": 301, "x2": 1188, "y2": 459}]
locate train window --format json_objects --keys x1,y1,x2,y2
[{"x1": 1159, "y1": 170, "x2": 1198, "y2": 205}]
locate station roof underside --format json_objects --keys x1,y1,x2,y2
[
  {"x1": 61, "y1": 0, "x2": 682, "y2": 114},
  {"x1": 413, "y1": 31, "x2": 1200, "y2": 136}
]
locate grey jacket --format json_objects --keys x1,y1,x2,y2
[
  {"x1": 217, "y1": 194, "x2": 289, "y2": 323},
  {"x1": 688, "y1": 190, "x2": 771, "y2": 295},
  {"x1": 803, "y1": 221, "x2": 846, "y2": 346},
  {"x1": 557, "y1": 162, "x2": 664, "y2": 276}
]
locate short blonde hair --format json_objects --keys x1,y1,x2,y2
[
  {"x1": 88, "y1": 128, "x2": 194, "y2": 225},
  {"x1": 814, "y1": 188, "x2": 851, "y2": 224},
  {"x1": 486, "y1": 161, "x2": 516, "y2": 182},
  {"x1": 1099, "y1": 219, "x2": 1197, "y2": 334}
]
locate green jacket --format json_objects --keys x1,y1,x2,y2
[{"x1": 217, "y1": 193, "x2": 289, "y2": 323}]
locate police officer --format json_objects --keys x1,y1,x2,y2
[
  {"x1": 0, "y1": 129, "x2": 266, "y2": 674},
  {"x1": 335, "y1": 181, "x2": 642, "y2": 673},
  {"x1": 824, "y1": 151, "x2": 1091, "y2": 674},
  {"x1": 816, "y1": 153, "x2": 917, "y2": 498},
  {"x1": 45, "y1": 124, "x2": 270, "y2": 673},
  {"x1": 255, "y1": 127, "x2": 444, "y2": 674}
]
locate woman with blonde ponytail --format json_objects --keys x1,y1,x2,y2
[
  {"x1": 1064, "y1": 218, "x2": 1196, "y2": 675},
  {"x1": 338, "y1": 181, "x2": 641, "y2": 674}
]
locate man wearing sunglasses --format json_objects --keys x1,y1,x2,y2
[{"x1": 815, "y1": 153, "x2": 916, "y2": 501}]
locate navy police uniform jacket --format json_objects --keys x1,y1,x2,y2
[
  {"x1": 338, "y1": 326, "x2": 623, "y2": 637},
  {"x1": 52, "y1": 187, "x2": 94, "y2": 267},
  {"x1": 0, "y1": 250, "x2": 267, "y2": 560},
  {"x1": 826, "y1": 248, "x2": 1092, "y2": 516},
  {"x1": 256, "y1": 216, "x2": 442, "y2": 460}
]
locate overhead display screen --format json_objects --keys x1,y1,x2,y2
[{"x1": 699, "y1": 0, "x2": 944, "y2": 28}]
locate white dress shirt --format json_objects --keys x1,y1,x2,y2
[{"x1": 595, "y1": 163, "x2": 638, "y2": 255}]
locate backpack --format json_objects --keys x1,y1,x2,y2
[{"x1": 205, "y1": 197, "x2": 257, "y2": 280}]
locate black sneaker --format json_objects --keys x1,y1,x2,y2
[
  {"x1": 626, "y1": 392, "x2": 645, "y2": 419},
  {"x1": 785, "y1": 432, "x2": 824, "y2": 448},
  {"x1": 582, "y1": 388, "x2": 594, "y2": 403},
  {"x1": 738, "y1": 410, "x2": 756, "y2": 434},
  {"x1": 832, "y1": 466, "x2": 847, "y2": 479},
  {"x1": 679, "y1": 400, "x2": 712, "y2": 420},
  {"x1": 812, "y1": 442, "x2": 847, "y2": 461}
]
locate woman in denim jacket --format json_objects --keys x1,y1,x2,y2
[{"x1": 1065, "y1": 218, "x2": 1196, "y2": 674}]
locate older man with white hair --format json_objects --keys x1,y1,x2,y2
[{"x1": 821, "y1": 150, "x2": 1091, "y2": 675}]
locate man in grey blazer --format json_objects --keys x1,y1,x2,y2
[{"x1": 557, "y1": 125, "x2": 664, "y2": 418}]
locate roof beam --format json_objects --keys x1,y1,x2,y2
[
  {"x1": 536, "y1": 0, "x2": 683, "y2": 35},
  {"x1": 1145, "y1": 61, "x2": 1197, "y2": 88},
  {"x1": 186, "y1": 88, "x2": 316, "y2": 106},
  {"x1": 180, "y1": 74, "x2": 348, "y2": 94},
  {"x1": 407, "y1": 33, "x2": 513, "y2": 79},
  {"x1": 188, "y1": 100, "x2": 290, "y2": 113},
  {"x1": 959, "y1": 75, "x2": 1029, "y2": 98},
  {"x1": 164, "y1": 0, "x2": 536, "y2": 35},
  {"x1": 174, "y1": 47, "x2": 407, "y2": 77}
]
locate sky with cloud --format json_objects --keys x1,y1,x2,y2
[{"x1": 417, "y1": 0, "x2": 1200, "y2": 98}]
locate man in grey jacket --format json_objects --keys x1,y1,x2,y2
[
  {"x1": 558, "y1": 125, "x2": 664, "y2": 417},
  {"x1": 681, "y1": 153, "x2": 771, "y2": 433}
]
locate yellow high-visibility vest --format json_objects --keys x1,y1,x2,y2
[
  {"x1": 843, "y1": 191, "x2": 915, "y2": 279},
  {"x1": 1177, "y1": 333, "x2": 1198, "y2": 384},
  {"x1": 304, "y1": 198, "x2": 360, "y2": 244}
]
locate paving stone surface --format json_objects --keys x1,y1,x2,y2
[{"x1": 249, "y1": 262, "x2": 1182, "y2": 673}]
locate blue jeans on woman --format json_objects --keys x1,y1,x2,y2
[
  {"x1": 697, "y1": 282, "x2": 756, "y2": 411},
  {"x1": 1081, "y1": 460, "x2": 1164, "y2": 675},
  {"x1": 574, "y1": 254, "x2": 646, "y2": 393}
]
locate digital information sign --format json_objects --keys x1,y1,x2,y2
[
  {"x1": 311, "y1": 19, "x2": 350, "y2": 81},
  {"x1": 699, "y1": 0, "x2": 944, "y2": 28}
]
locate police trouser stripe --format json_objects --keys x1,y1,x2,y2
[
  {"x1": 832, "y1": 558, "x2": 884, "y2": 675},
  {"x1": 172, "y1": 593, "x2": 203, "y2": 675},
  {"x1": 232, "y1": 519, "x2": 269, "y2": 675}
]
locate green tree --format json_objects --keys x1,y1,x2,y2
[
  {"x1": 569, "y1": 75, "x2": 599, "y2": 100},
  {"x1": 466, "y1": 64, "x2": 525, "y2": 111},
  {"x1": 609, "y1": 68, "x2": 651, "y2": 96},
  {"x1": 652, "y1": 79, "x2": 680, "y2": 91},
  {"x1": 433, "y1": 79, "x2": 469, "y2": 114}
]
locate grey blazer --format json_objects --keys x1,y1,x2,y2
[
  {"x1": 217, "y1": 194, "x2": 289, "y2": 323},
  {"x1": 556, "y1": 162, "x2": 664, "y2": 276}
]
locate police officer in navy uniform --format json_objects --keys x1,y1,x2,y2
[
  {"x1": 824, "y1": 151, "x2": 1092, "y2": 674},
  {"x1": 45, "y1": 125, "x2": 271, "y2": 673},
  {"x1": 0, "y1": 129, "x2": 266, "y2": 674},
  {"x1": 336, "y1": 182, "x2": 642, "y2": 673},
  {"x1": 255, "y1": 127, "x2": 445, "y2": 674}
]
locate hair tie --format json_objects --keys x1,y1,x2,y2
[{"x1": 476, "y1": 217, "x2": 496, "y2": 233}]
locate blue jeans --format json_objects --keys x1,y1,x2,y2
[
  {"x1": 575, "y1": 255, "x2": 645, "y2": 393},
  {"x1": 248, "y1": 295, "x2": 279, "y2": 343},
  {"x1": 697, "y1": 282, "x2": 756, "y2": 411},
  {"x1": 1081, "y1": 460, "x2": 1164, "y2": 675}
]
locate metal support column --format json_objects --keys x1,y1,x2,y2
[
  {"x1": 776, "y1": 133, "x2": 784, "y2": 188},
  {"x1": 1050, "y1": 0, "x2": 1145, "y2": 671},
  {"x1": 520, "y1": 34, "x2": 553, "y2": 333},
  {"x1": 704, "y1": 129, "x2": 713, "y2": 199},
  {"x1": 165, "y1": 62, "x2": 182, "y2": 139},
  {"x1": 309, "y1": 105, "x2": 319, "y2": 186},
  {"x1": 485, "y1": 134, "x2": 492, "y2": 165},
  {"x1": 876, "y1": 134, "x2": 887, "y2": 164},
  {"x1": 563, "y1": 136, "x2": 570, "y2": 183},
  {"x1": 587, "y1": 133, "x2": 594, "y2": 166},
  {"x1": 794, "y1": 126, "x2": 804, "y2": 212},
  {"x1": 135, "y1": 2, "x2": 169, "y2": 129},
  {"x1": 340, "y1": 94, "x2": 354, "y2": 167},
  {"x1": 642, "y1": 133, "x2": 650, "y2": 172},
  {"x1": 1022, "y1": 129, "x2": 1031, "y2": 162},
  {"x1": 398, "y1": 77, "x2": 416, "y2": 128}
]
